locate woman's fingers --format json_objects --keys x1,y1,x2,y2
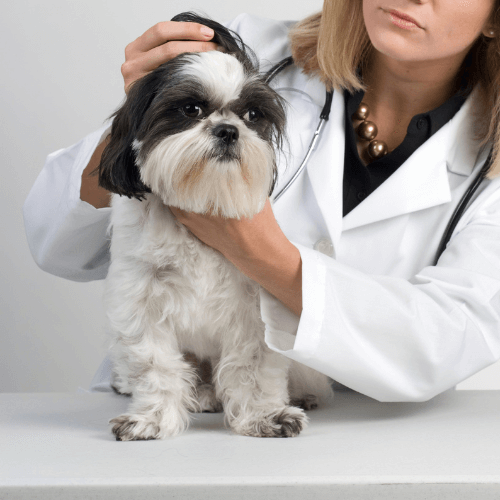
[
  {"x1": 122, "y1": 21, "x2": 218, "y2": 94},
  {"x1": 122, "y1": 40, "x2": 219, "y2": 79},
  {"x1": 126, "y1": 21, "x2": 214, "y2": 55},
  {"x1": 122, "y1": 40, "x2": 219, "y2": 93}
]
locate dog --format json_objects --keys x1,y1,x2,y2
[{"x1": 96, "y1": 12, "x2": 333, "y2": 441}]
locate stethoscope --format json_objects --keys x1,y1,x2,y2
[{"x1": 265, "y1": 56, "x2": 492, "y2": 266}]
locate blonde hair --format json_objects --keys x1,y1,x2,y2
[{"x1": 289, "y1": 0, "x2": 500, "y2": 178}]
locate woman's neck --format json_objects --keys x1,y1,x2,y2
[{"x1": 361, "y1": 50, "x2": 464, "y2": 121}]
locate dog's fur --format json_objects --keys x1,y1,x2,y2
[{"x1": 96, "y1": 12, "x2": 333, "y2": 440}]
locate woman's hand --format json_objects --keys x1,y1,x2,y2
[
  {"x1": 169, "y1": 200, "x2": 280, "y2": 262},
  {"x1": 169, "y1": 200, "x2": 303, "y2": 316},
  {"x1": 121, "y1": 21, "x2": 219, "y2": 94}
]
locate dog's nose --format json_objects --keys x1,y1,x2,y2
[{"x1": 213, "y1": 124, "x2": 239, "y2": 145}]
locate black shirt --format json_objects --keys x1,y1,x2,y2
[{"x1": 343, "y1": 87, "x2": 468, "y2": 217}]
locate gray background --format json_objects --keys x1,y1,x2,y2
[{"x1": 2, "y1": 0, "x2": 499, "y2": 392}]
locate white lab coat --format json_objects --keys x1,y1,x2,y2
[{"x1": 23, "y1": 13, "x2": 500, "y2": 402}]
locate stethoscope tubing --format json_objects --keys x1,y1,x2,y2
[
  {"x1": 272, "y1": 117, "x2": 327, "y2": 202},
  {"x1": 433, "y1": 151, "x2": 492, "y2": 265}
]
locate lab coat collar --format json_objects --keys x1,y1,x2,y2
[
  {"x1": 298, "y1": 75, "x2": 484, "y2": 239},
  {"x1": 342, "y1": 87, "x2": 482, "y2": 232},
  {"x1": 444, "y1": 86, "x2": 484, "y2": 177}
]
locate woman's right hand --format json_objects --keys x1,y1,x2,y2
[{"x1": 121, "y1": 21, "x2": 219, "y2": 94}]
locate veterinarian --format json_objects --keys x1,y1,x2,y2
[{"x1": 23, "y1": 0, "x2": 500, "y2": 402}]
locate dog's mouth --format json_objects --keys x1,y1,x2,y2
[{"x1": 209, "y1": 148, "x2": 240, "y2": 163}]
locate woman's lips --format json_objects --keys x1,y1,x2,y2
[{"x1": 387, "y1": 9, "x2": 422, "y2": 30}]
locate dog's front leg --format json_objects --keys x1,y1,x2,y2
[
  {"x1": 215, "y1": 322, "x2": 308, "y2": 438},
  {"x1": 109, "y1": 324, "x2": 198, "y2": 441}
]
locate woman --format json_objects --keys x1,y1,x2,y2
[{"x1": 23, "y1": 0, "x2": 500, "y2": 401}]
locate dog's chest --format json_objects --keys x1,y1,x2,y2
[{"x1": 109, "y1": 195, "x2": 259, "y2": 339}]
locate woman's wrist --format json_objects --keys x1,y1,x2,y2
[
  {"x1": 80, "y1": 136, "x2": 111, "y2": 209},
  {"x1": 232, "y1": 231, "x2": 303, "y2": 317}
]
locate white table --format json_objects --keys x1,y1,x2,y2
[{"x1": 1, "y1": 390, "x2": 500, "y2": 499}]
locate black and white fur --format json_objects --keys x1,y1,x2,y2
[{"x1": 96, "y1": 12, "x2": 333, "y2": 441}]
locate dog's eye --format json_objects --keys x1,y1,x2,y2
[
  {"x1": 182, "y1": 103, "x2": 203, "y2": 118},
  {"x1": 243, "y1": 108, "x2": 262, "y2": 123}
]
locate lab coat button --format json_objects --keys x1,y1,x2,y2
[{"x1": 314, "y1": 237, "x2": 334, "y2": 257}]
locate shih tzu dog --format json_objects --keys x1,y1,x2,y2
[{"x1": 96, "y1": 12, "x2": 333, "y2": 441}]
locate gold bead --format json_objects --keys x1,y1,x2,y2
[
  {"x1": 367, "y1": 140, "x2": 388, "y2": 159},
  {"x1": 353, "y1": 102, "x2": 370, "y2": 121},
  {"x1": 357, "y1": 121, "x2": 378, "y2": 141}
]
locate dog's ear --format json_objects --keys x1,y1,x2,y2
[
  {"x1": 170, "y1": 12, "x2": 258, "y2": 74},
  {"x1": 93, "y1": 70, "x2": 170, "y2": 201}
]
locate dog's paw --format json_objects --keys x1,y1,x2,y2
[
  {"x1": 109, "y1": 414, "x2": 160, "y2": 441},
  {"x1": 290, "y1": 394, "x2": 318, "y2": 411},
  {"x1": 109, "y1": 406, "x2": 191, "y2": 440},
  {"x1": 232, "y1": 406, "x2": 308, "y2": 438},
  {"x1": 197, "y1": 383, "x2": 223, "y2": 413}
]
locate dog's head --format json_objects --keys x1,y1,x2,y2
[{"x1": 96, "y1": 12, "x2": 287, "y2": 219}]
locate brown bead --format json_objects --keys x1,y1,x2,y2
[
  {"x1": 353, "y1": 102, "x2": 370, "y2": 121},
  {"x1": 367, "y1": 140, "x2": 389, "y2": 159},
  {"x1": 357, "y1": 121, "x2": 378, "y2": 141}
]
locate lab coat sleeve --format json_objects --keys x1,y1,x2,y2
[
  {"x1": 22, "y1": 122, "x2": 113, "y2": 282},
  {"x1": 260, "y1": 186, "x2": 500, "y2": 402}
]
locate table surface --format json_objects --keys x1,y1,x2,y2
[{"x1": 1, "y1": 390, "x2": 500, "y2": 499}]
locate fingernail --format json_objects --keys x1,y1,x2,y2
[{"x1": 201, "y1": 26, "x2": 214, "y2": 37}]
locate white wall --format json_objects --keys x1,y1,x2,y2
[{"x1": 2, "y1": 0, "x2": 499, "y2": 392}]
